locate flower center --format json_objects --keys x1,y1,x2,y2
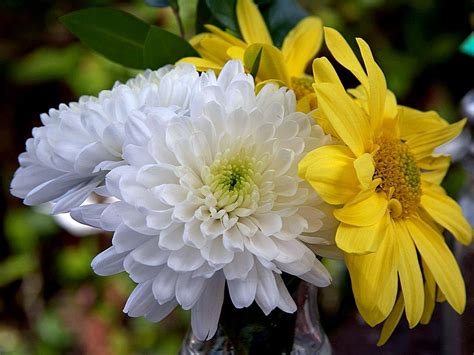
[
  {"x1": 210, "y1": 154, "x2": 254, "y2": 193},
  {"x1": 373, "y1": 138, "x2": 421, "y2": 218},
  {"x1": 290, "y1": 76, "x2": 314, "y2": 100}
]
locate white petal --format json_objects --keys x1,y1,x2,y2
[
  {"x1": 113, "y1": 223, "x2": 151, "y2": 253},
  {"x1": 91, "y1": 246, "x2": 126, "y2": 276},
  {"x1": 274, "y1": 273, "x2": 297, "y2": 313},
  {"x1": 227, "y1": 265, "x2": 257, "y2": 308},
  {"x1": 201, "y1": 238, "x2": 234, "y2": 265},
  {"x1": 124, "y1": 254, "x2": 161, "y2": 283},
  {"x1": 124, "y1": 281, "x2": 155, "y2": 317},
  {"x1": 130, "y1": 237, "x2": 169, "y2": 266},
  {"x1": 183, "y1": 219, "x2": 207, "y2": 248},
  {"x1": 252, "y1": 213, "x2": 282, "y2": 236},
  {"x1": 245, "y1": 232, "x2": 279, "y2": 260},
  {"x1": 176, "y1": 273, "x2": 206, "y2": 310},
  {"x1": 222, "y1": 225, "x2": 244, "y2": 252},
  {"x1": 167, "y1": 246, "x2": 205, "y2": 272},
  {"x1": 299, "y1": 258, "x2": 331, "y2": 287},
  {"x1": 70, "y1": 203, "x2": 108, "y2": 228},
  {"x1": 190, "y1": 272, "x2": 225, "y2": 340},
  {"x1": 152, "y1": 267, "x2": 178, "y2": 304},
  {"x1": 223, "y1": 251, "x2": 254, "y2": 280},
  {"x1": 255, "y1": 261, "x2": 279, "y2": 315},
  {"x1": 145, "y1": 299, "x2": 178, "y2": 322},
  {"x1": 273, "y1": 239, "x2": 307, "y2": 264},
  {"x1": 158, "y1": 223, "x2": 185, "y2": 250}
]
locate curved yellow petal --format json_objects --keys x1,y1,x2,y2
[
  {"x1": 314, "y1": 82, "x2": 372, "y2": 157},
  {"x1": 395, "y1": 220, "x2": 424, "y2": 328},
  {"x1": 377, "y1": 294, "x2": 404, "y2": 346},
  {"x1": 406, "y1": 119, "x2": 466, "y2": 160},
  {"x1": 406, "y1": 215, "x2": 466, "y2": 314},
  {"x1": 299, "y1": 145, "x2": 359, "y2": 205},
  {"x1": 353, "y1": 152, "x2": 375, "y2": 189},
  {"x1": 312, "y1": 57, "x2": 344, "y2": 88},
  {"x1": 204, "y1": 24, "x2": 247, "y2": 47},
  {"x1": 420, "y1": 183, "x2": 472, "y2": 245},
  {"x1": 179, "y1": 57, "x2": 222, "y2": 72},
  {"x1": 420, "y1": 260, "x2": 436, "y2": 324},
  {"x1": 334, "y1": 191, "x2": 387, "y2": 227},
  {"x1": 201, "y1": 36, "x2": 236, "y2": 62},
  {"x1": 336, "y1": 210, "x2": 389, "y2": 254},
  {"x1": 323, "y1": 27, "x2": 369, "y2": 88},
  {"x1": 282, "y1": 17, "x2": 323, "y2": 77},
  {"x1": 399, "y1": 106, "x2": 448, "y2": 141},
  {"x1": 356, "y1": 37, "x2": 387, "y2": 133},
  {"x1": 236, "y1": 0, "x2": 272, "y2": 45},
  {"x1": 419, "y1": 155, "x2": 451, "y2": 185},
  {"x1": 345, "y1": 221, "x2": 398, "y2": 326},
  {"x1": 244, "y1": 43, "x2": 290, "y2": 84}
]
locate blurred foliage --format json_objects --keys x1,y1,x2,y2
[{"x1": 0, "y1": 0, "x2": 472, "y2": 353}]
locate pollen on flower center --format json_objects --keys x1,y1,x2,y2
[
  {"x1": 373, "y1": 138, "x2": 421, "y2": 218},
  {"x1": 291, "y1": 76, "x2": 314, "y2": 100}
]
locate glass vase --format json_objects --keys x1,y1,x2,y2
[{"x1": 179, "y1": 277, "x2": 331, "y2": 355}]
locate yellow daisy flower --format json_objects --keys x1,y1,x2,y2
[
  {"x1": 180, "y1": 0, "x2": 323, "y2": 111},
  {"x1": 299, "y1": 27, "x2": 472, "y2": 345}
]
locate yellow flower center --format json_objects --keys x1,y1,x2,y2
[
  {"x1": 290, "y1": 76, "x2": 314, "y2": 100},
  {"x1": 373, "y1": 138, "x2": 421, "y2": 219}
]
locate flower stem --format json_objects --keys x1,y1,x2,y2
[{"x1": 171, "y1": 4, "x2": 185, "y2": 38}]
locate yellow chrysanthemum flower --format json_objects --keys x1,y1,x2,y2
[
  {"x1": 299, "y1": 27, "x2": 473, "y2": 345},
  {"x1": 180, "y1": 0, "x2": 323, "y2": 112}
]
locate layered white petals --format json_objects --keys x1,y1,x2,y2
[
  {"x1": 11, "y1": 64, "x2": 199, "y2": 212},
  {"x1": 79, "y1": 61, "x2": 334, "y2": 340}
]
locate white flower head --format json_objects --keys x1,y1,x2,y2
[
  {"x1": 10, "y1": 64, "x2": 199, "y2": 213},
  {"x1": 83, "y1": 60, "x2": 336, "y2": 340}
]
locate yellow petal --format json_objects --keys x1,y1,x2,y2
[
  {"x1": 377, "y1": 294, "x2": 404, "y2": 346},
  {"x1": 236, "y1": 0, "x2": 272, "y2": 45},
  {"x1": 296, "y1": 93, "x2": 318, "y2": 113},
  {"x1": 421, "y1": 183, "x2": 472, "y2": 245},
  {"x1": 323, "y1": 27, "x2": 369, "y2": 88},
  {"x1": 399, "y1": 106, "x2": 448, "y2": 141},
  {"x1": 227, "y1": 46, "x2": 245, "y2": 61},
  {"x1": 201, "y1": 36, "x2": 236, "y2": 62},
  {"x1": 353, "y1": 152, "x2": 375, "y2": 189},
  {"x1": 178, "y1": 57, "x2": 222, "y2": 72},
  {"x1": 299, "y1": 145, "x2": 359, "y2": 205},
  {"x1": 312, "y1": 57, "x2": 344, "y2": 88},
  {"x1": 255, "y1": 79, "x2": 287, "y2": 94},
  {"x1": 345, "y1": 221, "x2": 398, "y2": 326},
  {"x1": 420, "y1": 260, "x2": 436, "y2": 324},
  {"x1": 282, "y1": 17, "x2": 323, "y2": 77},
  {"x1": 334, "y1": 191, "x2": 387, "y2": 227},
  {"x1": 244, "y1": 43, "x2": 290, "y2": 84},
  {"x1": 314, "y1": 82, "x2": 372, "y2": 157},
  {"x1": 395, "y1": 220, "x2": 424, "y2": 328},
  {"x1": 204, "y1": 24, "x2": 247, "y2": 47},
  {"x1": 406, "y1": 119, "x2": 466, "y2": 160},
  {"x1": 336, "y1": 210, "x2": 389, "y2": 254},
  {"x1": 406, "y1": 215, "x2": 466, "y2": 314},
  {"x1": 356, "y1": 37, "x2": 387, "y2": 133},
  {"x1": 419, "y1": 155, "x2": 451, "y2": 185}
]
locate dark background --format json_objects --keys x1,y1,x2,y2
[{"x1": 0, "y1": 0, "x2": 473, "y2": 353}]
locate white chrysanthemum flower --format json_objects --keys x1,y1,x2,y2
[
  {"x1": 76, "y1": 60, "x2": 336, "y2": 340},
  {"x1": 10, "y1": 64, "x2": 200, "y2": 213}
]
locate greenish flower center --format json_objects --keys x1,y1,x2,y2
[{"x1": 373, "y1": 138, "x2": 422, "y2": 218}]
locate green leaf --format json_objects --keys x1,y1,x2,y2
[
  {"x1": 205, "y1": 0, "x2": 239, "y2": 34},
  {"x1": 144, "y1": 25, "x2": 199, "y2": 69},
  {"x1": 60, "y1": 8, "x2": 150, "y2": 69},
  {"x1": 249, "y1": 47, "x2": 263, "y2": 77},
  {"x1": 261, "y1": 0, "x2": 308, "y2": 47}
]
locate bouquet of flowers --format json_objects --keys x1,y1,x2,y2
[{"x1": 10, "y1": 0, "x2": 472, "y2": 352}]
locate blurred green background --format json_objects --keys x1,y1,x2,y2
[{"x1": 0, "y1": 0, "x2": 472, "y2": 354}]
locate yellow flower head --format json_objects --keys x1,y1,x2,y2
[
  {"x1": 180, "y1": 0, "x2": 323, "y2": 112},
  {"x1": 299, "y1": 27, "x2": 472, "y2": 345}
]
